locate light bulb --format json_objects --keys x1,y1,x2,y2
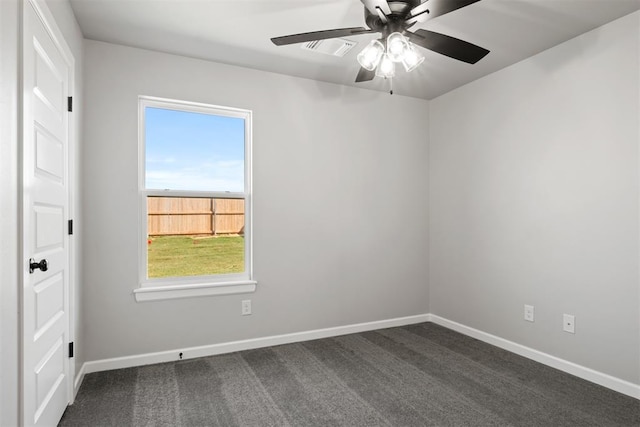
[
  {"x1": 402, "y1": 43, "x2": 425, "y2": 72},
  {"x1": 387, "y1": 32, "x2": 408, "y2": 63},
  {"x1": 375, "y1": 53, "x2": 395, "y2": 78},
  {"x1": 357, "y1": 40, "x2": 384, "y2": 71}
]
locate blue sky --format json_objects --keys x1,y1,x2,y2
[{"x1": 145, "y1": 107, "x2": 245, "y2": 192}]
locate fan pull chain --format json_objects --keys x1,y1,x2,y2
[{"x1": 389, "y1": 77, "x2": 393, "y2": 95}]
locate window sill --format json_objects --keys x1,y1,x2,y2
[{"x1": 134, "y1": 280, "x2": 257, "y2": 302}]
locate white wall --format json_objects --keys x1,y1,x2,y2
[
  {"x1": 429, "y1": 12, "x2": 639, "y2": 384},
  {"x1": 82, "y1": 40, "x2": 429, "y2": 362}
]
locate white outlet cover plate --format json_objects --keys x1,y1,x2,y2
[
  {"x1": 242, "y1": 300, "x2": 251, "y2": 316},
  {"x1": 524, "y1": 305, "x2": 534, "y2": 322},
  {"x1": 563, "y1": 314, "x2": 575, "y2": 333}
]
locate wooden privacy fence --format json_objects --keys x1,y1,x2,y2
[{"x1": 148, "y1": 197, "x2": 244, "y2": 236}]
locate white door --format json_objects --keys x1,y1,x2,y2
[{"x1": 22, "y1": 1, "x2": 73, "y2": 425}]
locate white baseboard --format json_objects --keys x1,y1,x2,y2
[
  {"x1": 78, "y1": 312, "x2": 639, "y2": 400},
  {"x1": 82, "y1": 314, "x2": 431, "y2": 375},
  {"x1": 429, "y1": 314, "x2": 640, "y2": 400},
  {"x1": 73, "y1": 363, "x2": 85, "y2": 399}
]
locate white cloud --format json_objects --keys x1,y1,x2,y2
[
  {"x1": 146, "y1": 160, "x2": 244, "y2": 192},
  {"x1": 146, "y1": 157, "x2": 176, "y2": 164}
]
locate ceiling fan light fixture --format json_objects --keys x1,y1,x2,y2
[
  {"x1": 271, "y1": 0, "x2": 490, "y2": 85},
  {"x1": 402, "y1": 43, "x2": 425, "y2": 72},
  {"x1": 375, "y1": 53, "x2": 395, "y2": 79},
  {"x1": 357, "y1": 40, "x2": 384, "y2": 71},
  {"x1": 387, "y1": 32, "x2": 408, "y2": 63}
]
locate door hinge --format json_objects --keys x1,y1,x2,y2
[
  {"x1": 68, "y1": 219, "x2": 73, "y2": 235},
  {"x1": 67, "y1": 96, "x2": 73, "y2": 112},
  {"x1": 69, "y1": 342, "x2": 74, "y2": 358}
]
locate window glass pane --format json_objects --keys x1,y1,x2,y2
[
  {"x1": 147, "y1": 196, "x2": 245, "y2": 278},
  {"x1": 145, "y1": 107, "x2": 245, "y2": 192}
]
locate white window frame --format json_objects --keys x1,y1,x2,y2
[{"x1": 134, "y1": 96, "x2": 255, "y2": 302}]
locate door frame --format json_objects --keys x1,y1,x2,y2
[
  {"x1": 20, "y1": 0, "x2": 77, "y2": 422},
  {"x1": 1, "y1": 0, "x2": 21, "y2": 425}
]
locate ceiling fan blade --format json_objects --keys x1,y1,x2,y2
[
  {"x1": 408, "y1": 0, "x2": 481, "y2": 24},
  {"x1": 406, "y1": 29, "x2": 489, "y2": 64},
  {"x1": 271, "y1": 27, "x2": 374, "y2": 46},
  {"x1": 355, "y1": 67, "x2": 375, "y2": 82},
  {"x1": 360, "y1": 0, "x2": 392, "y2": 16}
]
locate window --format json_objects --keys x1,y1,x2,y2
[{"x1": 135, "y1": 96, "x2": 255, "y2": 301}]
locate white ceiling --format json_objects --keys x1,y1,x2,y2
[{"x1": 68, "y1": 0, "x2": 640, "y2": 100}]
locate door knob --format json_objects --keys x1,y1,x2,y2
[{"x1": 29, "y1": 258, "x2": 48, "y2": 274}]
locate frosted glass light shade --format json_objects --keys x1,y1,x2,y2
[
  {"x1": 375, "y1": 53, "x2": 395, "y2": 78},
  {"x1": 402, "y1": 44, "x2": 425, "y2": 72},
  {"x1": 387, "y1": 32, "x2": 408, "y2": 63},
  {"x1": 357, "y1": 40, "x2": 384, "y2": 71}
]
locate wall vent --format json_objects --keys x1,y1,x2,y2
[{"x1": 301, "y1": 38, "x2": 356, "y2": 57}]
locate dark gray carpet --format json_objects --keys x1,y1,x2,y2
[{"x1": 59, "y1": 323, "x2": 640, "y2": 426}]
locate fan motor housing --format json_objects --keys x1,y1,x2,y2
[{"x1": 364, "y1": 1, "x2": 423, "y2": 33}]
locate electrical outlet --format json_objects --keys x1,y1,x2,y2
[
  {"x1": 524, "y1": 305, "x2": 535, "y2": 322},
  {"x1": 563, "y1": 314, "x2": 575, "y2": 333},
  {"x1": 241, "y1": 300, "x2": 251, "y2": 316}
]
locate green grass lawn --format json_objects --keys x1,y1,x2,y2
[{"x1": 148, "y1": 235, "x2": 244, "y2": 278}]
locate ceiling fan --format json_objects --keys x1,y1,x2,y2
[{"x1": 271, "y1": 0, "x2": 489, "y2": 84}]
